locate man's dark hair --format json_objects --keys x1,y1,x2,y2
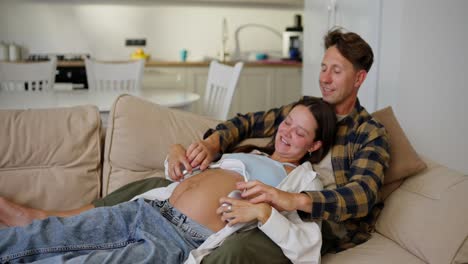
[{"x1": 324, "y1": 28, "x2": 374, "y2": 72}]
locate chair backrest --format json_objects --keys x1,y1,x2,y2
[
  {"x1": 203, "y1": 60, "x2": 243, "y2": 120},
  {"x1": 0, "y1": 57, "x2": 57, "y2": 92},
  {"x1": 85, "y1": 58, "x2": 144, "y2": 93}
]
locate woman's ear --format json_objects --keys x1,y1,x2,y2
[{"x1": 309, "y1": 141, "x2": 322, "y2": 153}]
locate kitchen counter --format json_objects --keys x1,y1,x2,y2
[{"x1": 57, "y1": 60, "x2": 302, "y2": 68}]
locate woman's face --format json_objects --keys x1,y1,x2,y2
[{"x1": 274, "y1": 105, "x2": 320, "y2": 162}]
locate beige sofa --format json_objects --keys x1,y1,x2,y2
[{"x1": 1, "y1": 94, "x2": 467, "y2": 264}]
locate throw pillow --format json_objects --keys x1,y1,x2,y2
[{"x1": 372, "y1": 106, "x2": 427, "y2": 185}]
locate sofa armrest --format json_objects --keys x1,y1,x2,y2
[
  {"x1": 376, "y1": 158, "x2": 468, "y2": 264},
  {"x1": 0, "y1": 106, "x2": 102, "y2": 211}
]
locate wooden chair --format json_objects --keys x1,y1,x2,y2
[
  {"x1": 0, "y1": 57, "x2": 57, "y2": 92},
  {"x1": 203, "y1": 60, "x2": 243, "y2": 120},
  {"x1": 85, "y1": 58, "x2": 144, "y2": 93}
]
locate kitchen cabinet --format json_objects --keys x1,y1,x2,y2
[
  {"x1": 273, "y1": 67, "x2": 302, "y2": 106},
  {"x1": 229, "y1": 68, "x2": 275, "y2": 117},
  {"x1": 142, "y1": 67, "x2": 188, "y2": 90},
  {"x1": 142, "y1": 64, "x2": 302, "y2": 119}
]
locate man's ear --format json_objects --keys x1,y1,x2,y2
[
  {"x1": 354, "y1": 70, "x2": 367, "y2": 88},
  {"x1": 309, "y1": 141, "x2": 322, "y2": 153}
]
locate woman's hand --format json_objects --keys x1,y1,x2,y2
[
  {"x1": 216, "y1": 197, "x2": 272, "y2": 226},
  {"x1": 185, "y1": 133, "x2": 220, "y2": 170},
  {"x1": 237, "y1": 180, "x2": 310, "y2": 212},
  {"x1": 167, "y1": 144, "x2": 192, "y2": 181}
]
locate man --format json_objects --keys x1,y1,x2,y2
[
  {"x1": 1, "y1": 28, "x2": 389, "y2": 262},
  {"x1": 172, "y1": 27, "x2": 390, "y2": 261}
]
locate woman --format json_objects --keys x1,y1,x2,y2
[{"x1": 0, "y1": 98, "x2": 336, "y2": 264}]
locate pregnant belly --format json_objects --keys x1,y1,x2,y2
[{"x1": 169, "y1": 169, "x2": 244, "y2": 232}]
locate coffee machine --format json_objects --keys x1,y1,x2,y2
[{"x1": 282, "y1": 14, "x2": 303, "y2": 61}]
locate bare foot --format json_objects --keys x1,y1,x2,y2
[{"x1": 0, "y1": 197, "x2": 47, "y2": 227}]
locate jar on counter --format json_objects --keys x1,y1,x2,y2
[
  {"x1": 8, "y1": 43, "x2": 21, "y2": 61},
  {"x1": 0, "y1": 42, "x2": 8, "y2": 61}
]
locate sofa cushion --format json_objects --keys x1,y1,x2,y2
[
  {"x1": 102, "y1": 94, "x2": 219, "y2": 196},
  {"x1": 0, "y1": 105, "x2": 102, "y2": 211},
  {"x1": 453, "y1": 237, "x2": 468, "y2": 264},
  {"x1": 372, "y1": 106, "x2": 427, "y2": 185},
  {"x1": 378, "y1": 179, "x2": 403, "y2": 201},
  {"x1": 376, "y1": 158, "x2": 468, "y2": 264},
  {"x1": 322, "y1": 233, "x2": 425, "y2": 264}
]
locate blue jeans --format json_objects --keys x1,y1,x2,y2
[{"x1": 0, "y1": 198, "x2": 213, "y2": 264}]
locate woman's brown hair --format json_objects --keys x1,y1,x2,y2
[{"x1": 233, "y1": 97, "x2": 337, "y2": 164}]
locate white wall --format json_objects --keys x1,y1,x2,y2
[
  {"x1": 0, "y1": 0, "x2": 302, "y2": 61},
  {"x1": 302, "y1": 0, "x2": 381, "y2": 113},
  {"x1": 378, "y1": 0, "x2": 468, "y2": 174},
  {"x1": 304, "y1": 0, "x2": 468, "y2": 174}
]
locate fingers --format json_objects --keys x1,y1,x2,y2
[
  {"x1": 169, "y1": 156, "x2": 192, "y2": 181},
  {"x1": 236, "y1": 180, "x2": 264, "y2": 191},
  {"x1": 242, "y1": 185, "x2": 265, "y2": 198},
  {"x1": 173, "y1": 164, "x2": 183, "y2": 179},
  {"x1": 238, "y1": 181, "x2": 272, "y2": 199},
  {"x1": 169, "y1": 169, "x2": 178, "y2": 181},
  {"x1": 221, "y1": 212, "x2": 238, "y2": 226},
  {"x1": 248, "y1": 193, "x2": 270, "y2": 204},
  {"x1": 199, "y1": 158, "x2": 212, "y2": 171},
  {"x1": 219, "y1": 197, "x2": 237, "y2": 206},
  {"x1": 186, "y1": 143, "x2": 207, "y2": 168},
  {"x1": 217, "y1": 203, "x2": 239, "y2": 226},
  {"x1": 180, "y1": 158, "x2": 193, "y2": 175},
  {"x1": 216, "y1": 196, "x2": 239, "y2": 215},
  {"x1": 186, "y1": 140, "x2": 218, "y2": 169},
  {"x1": 186, "y1": 142, "x2": 200, "y2": 161},
  {"x1": 170, "y1": 165, "x2": 183, "y2": 181},
  {"x1": 217, "y1": 200, "x2": 262, "y2": 226},
  {"x1": 216, "y1": 203, "x2": 232, "y2": 215},
  {"x1": 190, "y1": 151, "x2": 207, "y2": 168},
  {"x1": 168, "y1": 144, "x2": 190, "y2": 181}
]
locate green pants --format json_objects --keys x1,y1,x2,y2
[{"x1": 92, "y1": 177, "x2": 291, "y2": 264}]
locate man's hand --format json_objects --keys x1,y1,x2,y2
[
  {"x1": 186, "y1": 133, "x2": 221, "y2": 170},
  {"x1": 237, "y1": 180, "x2": 311, "y2": 213},
  {"x1": 167, "y1": 144, "x2": 192, "y2": 181}
]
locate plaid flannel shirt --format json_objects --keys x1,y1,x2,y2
[{"x1": 204, "y1": 96, "x2": 390, "y2": 252}]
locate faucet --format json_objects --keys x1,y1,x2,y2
[
  {"x1": 232, "y1": 23, "x2": 282, "y2": 61},
  {"x1": 220, "y1": 18, "x2": 229, "y2": 62}
]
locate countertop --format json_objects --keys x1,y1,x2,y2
[{"x1": 56, "y1": 60, "x2": 302, "y2": 68}]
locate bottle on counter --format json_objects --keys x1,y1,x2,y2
[{"x1": 0, "y1": 42, "x2": 9, "y2": 61}]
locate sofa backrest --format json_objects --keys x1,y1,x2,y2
[
  {"x1": 0, "y1": 105, "x2": 102, "y2": 210},
  {"x1": 101, "y1": 94, "x2": 219, "y2": 196}
]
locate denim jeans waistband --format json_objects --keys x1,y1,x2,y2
[{"x1": 146, "y1": 199, "x2": 213, "y2": 242}]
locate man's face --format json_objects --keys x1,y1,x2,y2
[{"x1": 319, "y1": 46, "x2": 363, "y2": 114}]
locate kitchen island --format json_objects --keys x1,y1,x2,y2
[
  {"x1": 142, "y1": 60, "x2": 302, "y2": 119},
  {"x1": 55, "y1": 60, "x2": 302, "y2": 119}
]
